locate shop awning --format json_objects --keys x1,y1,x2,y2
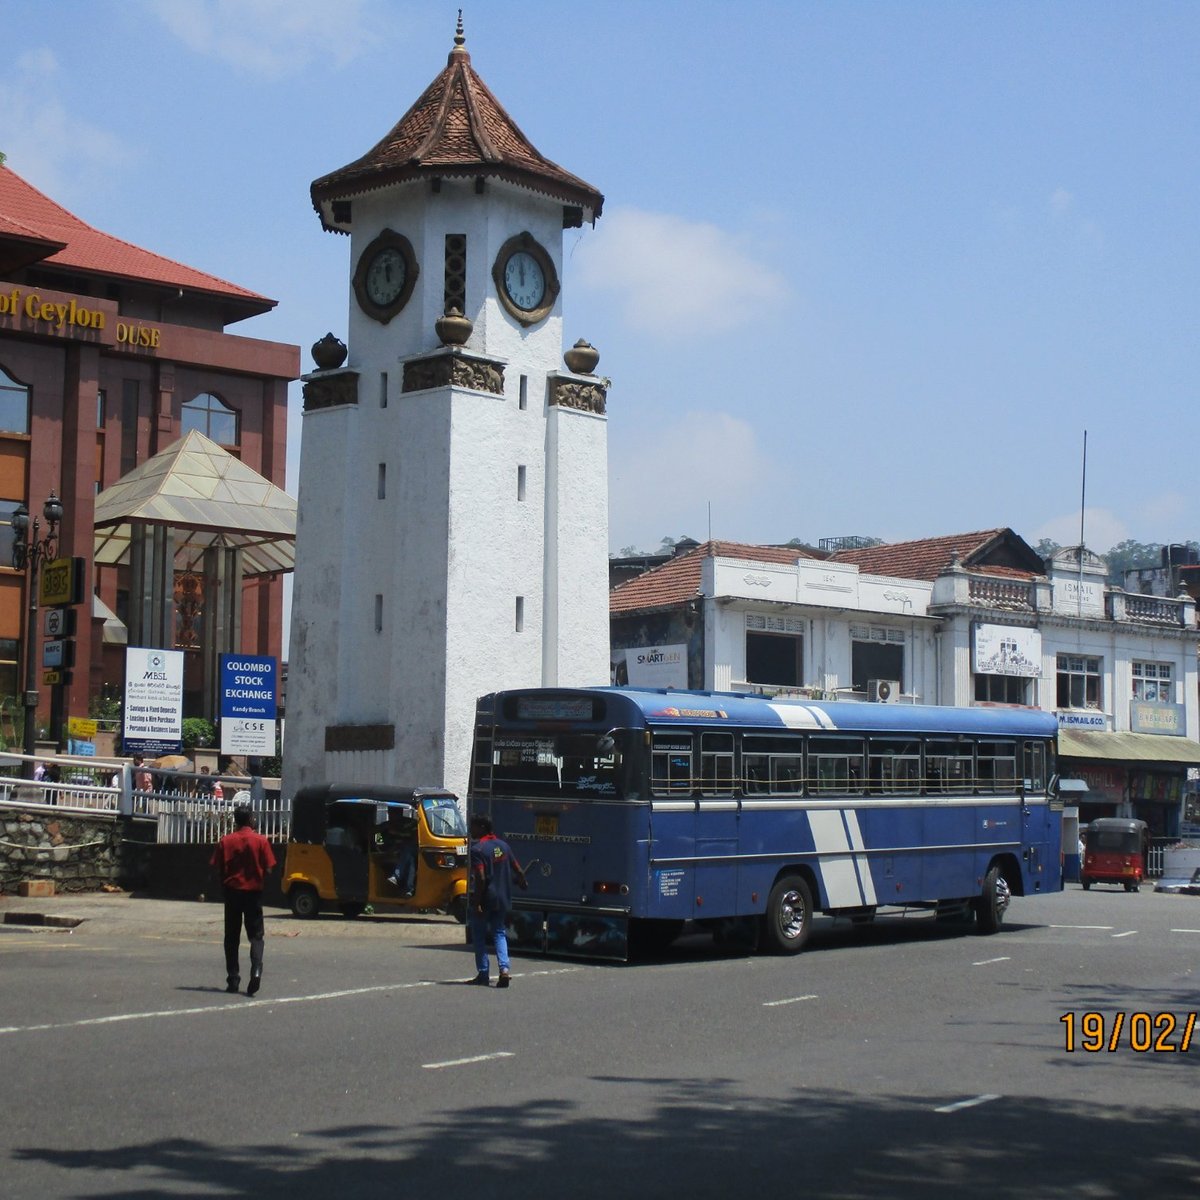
[{"x1": 1059, "y1": 729, "x2": 1200, "y2": 766}]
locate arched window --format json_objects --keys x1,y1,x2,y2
[
  {"x1": 0, "y1": 364, "x2": 31, "y2": 435},
  {"x1": 182, "y1": 392, "x2": 239, "y2": 445}
]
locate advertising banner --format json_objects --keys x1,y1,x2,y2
[
  {"x1": 123, "y1": 647, "x2": 184, "y2": 755},
  {"x1": 973, "y1": 624, "x2": 1042, "y2": 677},
  {"x1": 219, "y1": 654, "x2": 277, "y2": 755},
  {"x1": 612, "y1": 644, "x2": 688, "y2": 690}
]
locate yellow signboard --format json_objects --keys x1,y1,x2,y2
[
  {"x1": 42, "y1": 669, "x2": 61, "y2": 686},
  {"x1": 39, "y1": 557, "x2": 76, "y2": 607},
  {"x1": 68, "y1": 716, "x2": 98, "y2": 738}
]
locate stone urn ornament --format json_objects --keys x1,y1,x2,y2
[
  {"x1": 563, "y1": 338, "x2": 599, "y2": 374},
  {"x1": 311, "y1": 332, "x2": 348, "y2": 370},
  {"x1": 435, "y1": 307, "x2": 473, "y2": 347}
]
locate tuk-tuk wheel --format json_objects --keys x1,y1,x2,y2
[
  {"x1": 1081, "y1": 878, "x2": 1091, "y2": 890},
  {"x1": 290, "y1": 885, "x2": 320, "y2": 919},
  {"x1": 340, "y1": 902, "x2": 366, "y2": 918}
]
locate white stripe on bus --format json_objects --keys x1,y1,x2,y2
[{"x1": 807, "y1": 807, "x2": 865, "y2": 907}]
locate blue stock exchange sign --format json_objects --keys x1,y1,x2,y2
[{"x1": 219, "y1": 654, "x2": 277, "y2": 756}]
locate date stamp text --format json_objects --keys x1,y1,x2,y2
[{"x1": 1060, "y1": 1011, "x2": 1196, "y2": 1053}]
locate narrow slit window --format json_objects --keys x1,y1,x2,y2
[
  {"x1": 519, "y1": 375, "x2": 528, "y2": 411},
  {"x1": 515, "y1": 596, "x2": 525, "y2": 632},
  {"x1": 374, "y1": 594, "x2": 384, "y2": 633},
  {"x1": 380, "y1": 372, "x2": 388, "y2": 408},
  {"x1": 378, "y1": 463, "x2": 386, "y2": 499},
  {"x1": 517, "y1": 465, "x2": 526, "y2": 501}
]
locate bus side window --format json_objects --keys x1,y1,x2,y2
[
  {"x1": 743, "y1": 754, "x2": 768, "y2": 795},
  {"x1": 700, "y1": 732, "x2": 734, "y2": 796},
  {"x1": 977, "y1": 740, "x2": 1017, "y2": 794},
  {"x1": 925, "y1": 738, "x2": 972, "y2": 793},
  {"x1": 1023, "y1": 741, "x2": 1046, "y2": 791},
  {"x1": 773, "y1": 755, "x2": 803, "y2": 795},
  {"x1": 808, "y1": 737, "x2": 864, "y2": 795},
  {"x1": 652, "y1": 734, "x2": 693, "y2": 795}
]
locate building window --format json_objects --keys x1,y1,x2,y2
[
  {"x1": 0, "y1": 636, "x2": 18, "y2": 698},
  {"x1": 121, "y1": 379, "x2": 140, "y2": 474},
  {"x1": 1132, "y1": 662, "x2": 1172, "y2": 703},
  {"x1": 0, "y1": 500, "x2": 23, "y2": 565},
  {"x1": 380, "y1": 372, "x2": 388, "y2": 409},
  {"x1": 182, "y1": 392, "x2": 239, "y2": 445},
  {"x1": 745, "y1": 613, "x2": 804, "y2": 687},
  {"x1": 515, "y1": 596, "x2": 524, "y2": 632},
  {"x1": 374, "y1": 594, "x2": 383, "y2": 633},
  {"x1": 519, "y1": 375, "x2": 528, "y2": 411},
  {"x1": 851, "y1": 631, "x2": 904, "y2": 694},
  {"x1": 517, "y1": 465, "x2": 526, "y2": 501},
  {"x1": 1057, "y1": 654, "x2": 1101, "y2": 709},
  {"x1": 97, "y1": 388, "x2": 107, "y2": 428},
  {"x1": 378, "y1": 463, "x2": 386, "y2": 500},
  {"x1": 974, "y1": 675, "x2": 1030, "y2": 705},
  {"x1": 0, "y1": 364, "x2": 31, "y2": 435}
]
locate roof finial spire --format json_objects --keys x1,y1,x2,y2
[
  {"x1": 455, "y1": 10, "x2": 465, "y2": 48},
  {"x1": 449, "y1": 8, "x2": 468, "y2": 62}
]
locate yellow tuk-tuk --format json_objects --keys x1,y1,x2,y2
[{"x1": 283, "y1": 784, "x2": 468, "y2": 921}]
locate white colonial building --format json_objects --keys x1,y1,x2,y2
[
  {"x1": 285, "y1": 23, "x2": 610, "y2": 801},
  {"x1": 611, "y1": 530, "x2": 1200, "y2": 837}
]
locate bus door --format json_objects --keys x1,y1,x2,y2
[
  {"x1": 694, "y1": 731, "x2": 739, "y2": 916},
  {"x1": 648, "y1": 731, "x2": 699, "y2": 920}
]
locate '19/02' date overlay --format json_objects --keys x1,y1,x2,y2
[{"x1": 1061, "y1": 1011, "x2": 1197, "y2": 1053}]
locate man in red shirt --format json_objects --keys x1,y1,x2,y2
[{"x1": 210, "y1": 805, "x2": 277, "y2": 995}]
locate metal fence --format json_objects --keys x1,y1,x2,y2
[{"x1": 0, "y1": 752, "x2": 287, "y2": 843}]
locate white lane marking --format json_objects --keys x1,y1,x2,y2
[
  {"x1": 1170, "y1": 928, "x2": 1200, "y2": 934},
  {"x1": 1049, "y1": 924, "x2": 1113, "y2": 931},
  {"x1": 423, "y1": 1051, "x2": 514, "y2": 1070},
  {"x1": 1111, "y1": 930, "x2": 1137, "y2": 939},
  {"x1": 763, "y1": 994, "x2": 818, "y2": 1007},
  {"x1": 934, "y1": 1094, "x2": 1001, "y2": 1114},
  {"x1": 0, "y1": 967, "x2": 580, "y2": 1037},
  {"x1": 971, "y1": 956, "x2": 1010, "y2": 966}
]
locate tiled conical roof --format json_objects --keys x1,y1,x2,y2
[{"x1": 311, "y1": 19, "x2": 603, "y2": 232}]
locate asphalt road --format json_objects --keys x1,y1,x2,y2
[{"x1": 2, "y1": 886, "x2": 1198, "y2": 1199}]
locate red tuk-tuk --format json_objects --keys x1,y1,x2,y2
[{"x1": 1080, "y1": 818, "x2": 1149, "y2": 892}]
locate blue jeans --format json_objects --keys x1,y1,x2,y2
[{"x1": 470, "y1": 908, "x2": 510, "y2": 976}]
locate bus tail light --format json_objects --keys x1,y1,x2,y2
[{"x1": 593, "y1": 881, "x2": 629, "y2": 896}]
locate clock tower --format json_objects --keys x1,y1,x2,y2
[{"x1": 284, "y1": 21, "x2": 610, "y2": 801}]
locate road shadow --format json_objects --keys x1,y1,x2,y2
[{"x1": 12, "y1": 1080, "x2": 1198, "y2": 1198}]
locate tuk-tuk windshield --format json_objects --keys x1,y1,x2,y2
[
  {"x1": 1090, "y1": 826, "x2": 1143, "y2": 854},
  {"x1": 422, "y1": 795, "x2": 466, "y2": 838}
]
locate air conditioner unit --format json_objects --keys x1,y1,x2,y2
[{"x1": 867, "y1": 679, "x2": 900, "y2": 703}]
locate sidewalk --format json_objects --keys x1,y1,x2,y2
[{"x1": 0, "y1": 889, "x2": 464, "y2": 943}]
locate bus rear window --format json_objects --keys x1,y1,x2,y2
[{"x1": 491, "y1": 733, "x2": 624, "y2": 799}]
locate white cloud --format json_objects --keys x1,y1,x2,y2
[
  {"x1": 1049, "y1": 187, "x2": 1073, "y2": 215},
  {"x1": 0, "y1": 51, "x2": 133, "y2": 199},
  {"x1": 609, "y1": 410, "x2": 779, "y2": 551},
  {"x1": 144, "y1": 0, "x2": 378, "y2": 79},
  {"x1": 576, "y1": 207, "x2": 790, "y2": 336},
  {"x1": 1033, "y1": 507, "x2": 1129, "y2": 554}
]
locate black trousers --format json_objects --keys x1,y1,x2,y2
[{"x1": 222, "y1": 887, "x2": 265, "y2": 985}]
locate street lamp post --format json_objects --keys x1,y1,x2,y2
[{"x1": 12, "y1": 492, "x2": 63, "y2": 778}]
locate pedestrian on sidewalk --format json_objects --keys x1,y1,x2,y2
[
  {"x1": 468, "y1": 814, "x2": 527, "y2": 988},
  {"x1": 210, "y1": 805, "x2": 277, "y2": 996}
]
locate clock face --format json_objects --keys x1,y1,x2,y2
[
  {"x1": 366, "y1": 248, "x2": 407, "y2": 307},
  {"x1": 503, "y1": 251, "x2": 546, "y2": 311}
]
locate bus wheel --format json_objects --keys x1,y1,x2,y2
[
  {"x1": 290, "y1": 885, "x2": 320, "y2": 919},
  {"x1": 1081, "y1": 878, "x2": 1091, "y2": 890},
  {"x1": 764, "y1": 875, "x2": 813, "y2": 954},
  {"x1": 975, "y1": 865, "x2": 1010, "y2": 934}
]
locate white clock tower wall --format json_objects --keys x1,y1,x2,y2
[{"x1": 289, "y1": 29, "x2": 610, "y2": 802}]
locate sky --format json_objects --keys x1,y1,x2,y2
[{"x1": 3, "y1": 0, "x2": 1198, "y2": 560}]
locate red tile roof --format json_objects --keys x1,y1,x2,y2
[
  {"x1": 311, "y1": 26, "x2": 603, "y2": 232},
  {"x1": 830, "y1": 529, "x2": 1041, "y2": 581},
  {"x1": 611, "y1": 541, "x2": 816, "y2": 614},
  {"x1": 0, "y1": 166, "x2": 274, "y2": 312}
]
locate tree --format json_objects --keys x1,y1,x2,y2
[{"x1": 1033, "y1": 538, "x2": 1060, "y2": 562}]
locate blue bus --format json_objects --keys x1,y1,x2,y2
[{"x1": 469, "y1": 687, "x2": 1064, "y2": 960}]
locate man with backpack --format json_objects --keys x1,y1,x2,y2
[{"x1": 468, "y1": 815, "x2": 527, "y2": 988}]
